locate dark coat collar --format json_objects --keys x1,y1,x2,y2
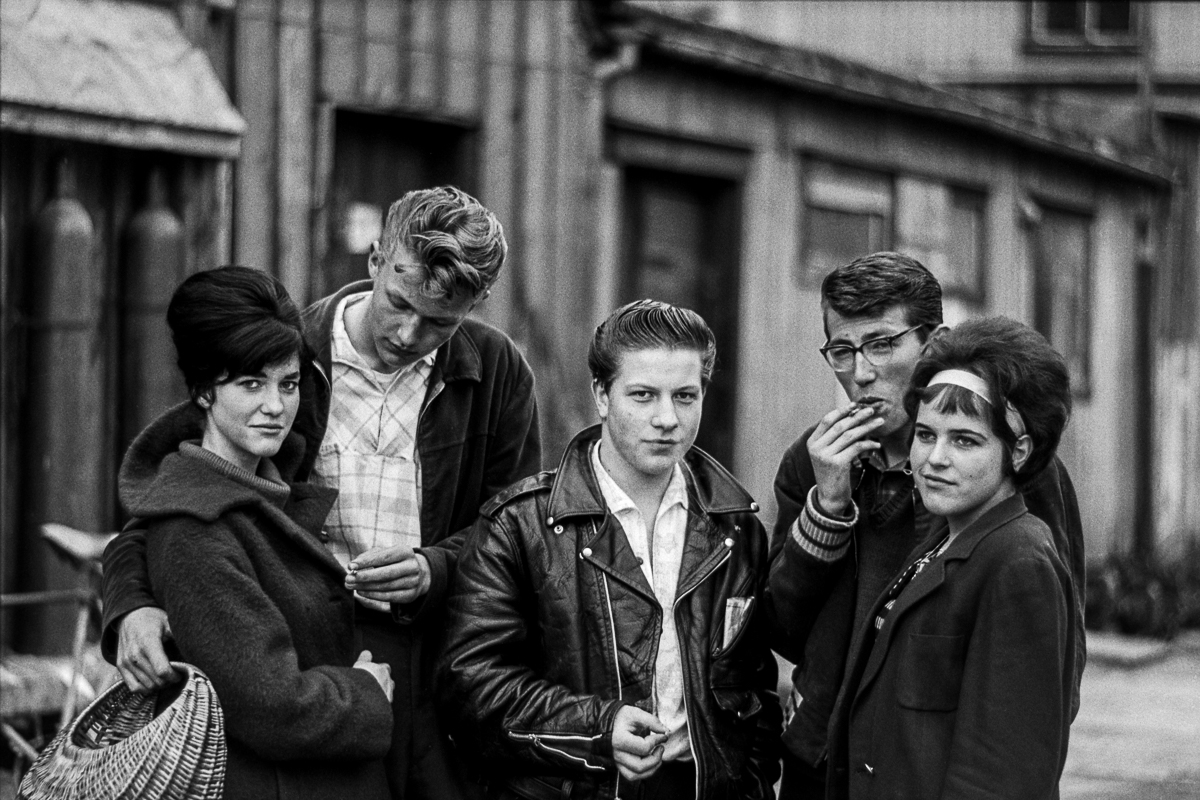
[
  {"x1": 545, "y1": 425, "x2": 757, "y2": 524},
  {"x1": 119, "y1": 401, "x2": 328, "y2": 524},
  {"x1": 302, "y1": 280, "x2": 483, "y2": 387}
]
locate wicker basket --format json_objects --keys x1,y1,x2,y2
[{"x1": 17, "y1": 662, "x2": 226, "y2": 799}]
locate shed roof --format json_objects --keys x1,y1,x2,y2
[
  {"x1": 609, "y1": 3, "x2": 1172, "y2": 186},
  {"x1": 0, "y1": 0, "x2": 243, "y2": 158}
]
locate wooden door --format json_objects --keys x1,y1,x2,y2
[
  {"x1": 622, "y1": 168, "x2": 741, "y2": 469},
  {"x1": 325, "y1": 111, "x2": 472, "y2": 296}
]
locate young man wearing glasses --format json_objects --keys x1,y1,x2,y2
[{"x1": 764, "y1": 251, "x2": 1086, "y2": 798}]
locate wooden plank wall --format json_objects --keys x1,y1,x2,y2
[
  {"x1": 0, "y1": 134, "x2": 225, "y2": 649},
  {"x1": 225, "y1": 0, "x2": 601, "y2": 454},
  {"x1": 605, "y1": 60, "x2": 1159, "y2": 560}
]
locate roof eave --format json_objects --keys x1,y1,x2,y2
[{"x1": 618, "y1": 5, "x2": 1173, "y2": 187}]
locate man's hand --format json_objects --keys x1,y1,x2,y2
[
  {"x1": 345, "y1": 545, "x2": 431, "y2": 604},
  {"x1": 808, "y1": 403, "x2": 884, "y2": 516},
  {"x1": 611, "y1": 705, "x2": 668, "y2": 782},
  {"x1": 116, "y1": 607, "x2": 179, "y2": 693}
]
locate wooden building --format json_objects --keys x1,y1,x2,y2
[
  {"x1": 0, "y1": 0, "x2": 1178, "y2": 650},
  {"x1": 632, "y1": 0, "x2": 1200, "y2": 563}
]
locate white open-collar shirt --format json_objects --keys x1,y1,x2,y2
[{"x1": 591, "y1": 442, "x2": 693, "y2": 762}]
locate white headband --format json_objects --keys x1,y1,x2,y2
[{"x1": 927, "y1": 369, "x2": 1027, "y2": 438}]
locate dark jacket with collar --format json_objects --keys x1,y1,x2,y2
[
  {"x1": 438, "y1": 426, "x2": 782, "y2": 800},
  {"x1": 763, "y1": 426, "x2": 1085, "y2": 773},
  {"x1": 826, "y1": 493, "x2": 1074, "y2": 800},
  {"x1": 122, "y1": 403, "x2": 393, "y2": 800},
  {"x1": 294, "y1": 280, "x2": 542, "y2": 622},
  {"x1": 102, "y1": 280, "x2": 542, "y2": 647}
]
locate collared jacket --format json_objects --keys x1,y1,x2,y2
[
  {"x1": 763, "y1": 426, "x2": 1085, "y2": 773},
  {"x1": 827, "y1": 494, "x2": 1074, "y2": 800},
  {"x1": 122, "y1": 404, "x2": 393, "y2": 800},
  {"x1": 438, "y1": 426, "x2": 782, "y2": 800},
  {"x1": 102, "y1": 280, "x2": 542, "y2": 647}
]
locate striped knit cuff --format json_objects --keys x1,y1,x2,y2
[{"x1": 789, "y1": 486, "x2": 856, "y2": 562}]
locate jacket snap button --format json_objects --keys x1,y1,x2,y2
[
  {"x1": 582, "y1": 547, "x2": 593, "y2": 558},
  {"x1": 546, "y1": 516, "x2": 555, "y2": 526},
  {"x1": 750, "y1": 502, "x2": 760, "y2": 512},
  {"x1": 553, "y1": 525, "x2": 564, "y2": 534},
  {"x1": 724, "y1": 537, "x2": 734, "y2": 547}
]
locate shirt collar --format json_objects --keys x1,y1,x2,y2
[
  {"x1": 862, "y1": 448, "x2": 909, "y2": 474},
  {"x1": 332, "y1": 293, "x2": 436, "y2": 378},
  {"x1": 590, "y1": 441, "x2": 688, "y2": 519}
]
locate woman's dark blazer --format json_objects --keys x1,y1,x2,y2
[{"x1": 826, "y1": 493, "x2": 1076, "y2": 800}]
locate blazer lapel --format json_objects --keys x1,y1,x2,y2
[
  {"x1": 852, "y1": 555, "x2": 948, "y2": 703},
  {"x1": 851, "y1": 493, "x2": 1029, "y2": 705}
]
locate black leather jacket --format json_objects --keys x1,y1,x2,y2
[{"x1": 438, "y1": 426, "x2": 781, "y2": 800}]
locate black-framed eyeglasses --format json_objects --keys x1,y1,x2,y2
[{"x1": 819, "y1": 325, "x2": 924, "y2": 372}]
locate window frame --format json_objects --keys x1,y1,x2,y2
[
  {"x1": 1026, "y1": 1, "x2": 1143, "y2": 54},
  {"x1": 797, "y1": 155, "x2": 895, "y2": 287},
  {"x1": 1028, "y1": 198, "x2": 1094, "y2": 399}
]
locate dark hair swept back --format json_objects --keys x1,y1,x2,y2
[
  {"x1": 821, "y1": 251, "x2": 943, "y2": 336},
  {"x1": 588, "y1": 299, "x2": 717, "y2": 390},
  {"x1": 167, "y1": 266, "x2": 310, "y2": 406},
  {"x1": 903, "y1": 316, "x2": 1072, "y2": 485}
]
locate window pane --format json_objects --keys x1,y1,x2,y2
[
  {"x1": 1035, "y1": 207, "x2": 1091, "y2": 394},
  {"x1": 805, "y1": 208, "x2": 886, "y2": 282},
  {"x1": 1044, "y1": 1, "x2": 1083, "y2": 32},
  {"x1": 946, "y1": 189, "x2": 986, "y2": 299},
  {"x1": 1094, "y1": 0, "x2": 1132, "y2": 33},
  {"x1": 800, "y1": 158, "x2": 892, "y2": 285}
]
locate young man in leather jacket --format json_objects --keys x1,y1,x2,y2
[{"x1": 439, "y1": 300, "x2": 781, "y2": 800}]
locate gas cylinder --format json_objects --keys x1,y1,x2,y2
[
  {"x1": 23, "y1": 155, "x2": 105, "y2": 653},
  {"x1": 122, "y1": 167, "x2": 186, "y2": 446}
]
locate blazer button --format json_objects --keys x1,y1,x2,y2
[
  {"x1": 635, "y1": 556, "x2": 644, "y2": 565},
  {"x1": 750, "y1": 502, "x2": 760, "y2": 512}
]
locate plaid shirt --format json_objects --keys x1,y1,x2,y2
[
  {"x1": 591, "y1": 442, "x2": 693, "y2": 762},
  {"x1": 309, "y1": 293, "x2": 438, "y2": 611}
]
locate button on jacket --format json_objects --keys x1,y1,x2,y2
[{"x1": 439, "y1": 426, "x2": 782, "y2": 800}]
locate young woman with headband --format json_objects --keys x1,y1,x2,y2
[{"x1": 825, "y1": 316, "x2": 1078, "y2": 799}]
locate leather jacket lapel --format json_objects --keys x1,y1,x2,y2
[
  {"x1": 581, "y1": 516, "x2": 655, "y2": 600},
  {"x1": 675, "y1": 509, "x2": 733, "y2": 601}
]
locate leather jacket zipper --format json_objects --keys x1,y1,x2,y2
[
  {"x1": 674, "y1": 547, "x2": 732, "y2": 800},
  {"x1": 507, "y1": 731, "x2": 607, "y2": 773}
]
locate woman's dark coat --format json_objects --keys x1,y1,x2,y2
[
  {"x1": 120, "y1": 404, "x2": 393, "y2": 800},
  {"x1": 827, "y1": 493, "x2": 1075, "y2": 800}
]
